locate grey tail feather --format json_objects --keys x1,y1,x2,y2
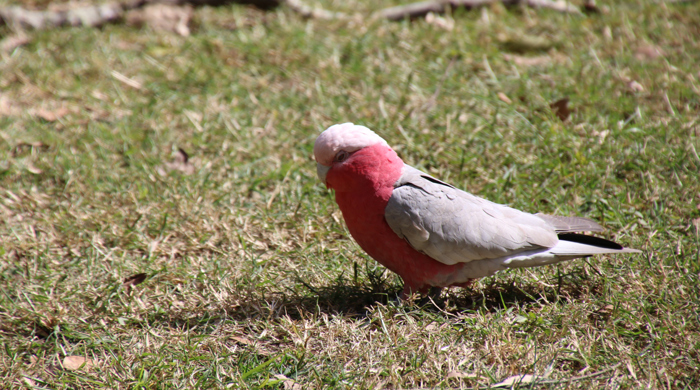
[
  {"x1": 536, "y1": 214, "x2": 604, "y2": 233},
  {"x1": 558, "y1": 233, "x2": 642, "y2": 253}
]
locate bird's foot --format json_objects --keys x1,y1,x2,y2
[{"x1": 397, "y1": 286, "x2": 444, "y2": 309}]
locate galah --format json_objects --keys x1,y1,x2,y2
[{"x1": 314, "y1": 123, "x2": 640, "y2": 298}]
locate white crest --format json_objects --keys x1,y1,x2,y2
[{"x1": 314, "y1": 123, "x2": 389, "y2": 166}]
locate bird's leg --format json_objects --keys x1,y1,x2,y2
[
  {"x1": 399, "y1": 285, "x2": 413, "y2": 301},
  {"x1": 395, "y1": 284, "x2": 423, "y2": 305},
  {"x1": 398, "y1": 285, "x2": 444, "y2": 307},
  {"x1": 399, "y1": 286, "x2": 443, "y2": 308},
  {"x1": 393, "y1": 286, "x2": 413, "y2": 305}
]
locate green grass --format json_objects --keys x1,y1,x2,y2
[{"x1": 1, "y1": 0, "x2": 699, "y2": 388}]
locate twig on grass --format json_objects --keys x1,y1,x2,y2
[
  {"x1": 373, "y1": 0, "x2": 495, "y2": 21},
  {"x1": 0, "y1": 0, "x2": 583, "y2": 30},
  {"x1": 373, "y1": 0, "x2": 580, "y2": 21}
]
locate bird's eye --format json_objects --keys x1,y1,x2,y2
[{"x1": 335, "y1": 150, "x2": 349, "y2": 162}]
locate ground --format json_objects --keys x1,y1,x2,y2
[{"x1": 0, "y1": 0, "x2": 699, "y2": 388}]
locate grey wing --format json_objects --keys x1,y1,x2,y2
[
  {"x1": 384, "y1": 166, "x2": 559, "y2": 265},
  {"x1": 534, "y1": 214, "x2": 604, "y2": 233}
]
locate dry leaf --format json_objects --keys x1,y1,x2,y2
[
  {"x1": 274, "y1": 374, "x2": 303, "y2": 390},
  {"x1": 599, "y1": 304, "x2": 614, "y2": 313},
  {"x1": 493, "y1": 374, "x2": 539, "y2": 387},
  {"x1": 126, "y1": 4, "x2": 193, "y2": 36},
  {"x1": 123, "y1": 273, "x2": 147, "y2": 288},
  {"x1": 285, "y1": 382, "x2": 303, "y2": 390},
  {"x1": 497, "y1": 92, "x2": 512, "y2": 104},
  {"x1": 35, "y1": 107, "x2": 70, "y2": 122},
  {"x1": 627, "y1": 80, "x2": 644, "y2": 92},
  {"x1": 25, "y1": 162, "x2": 43, "y2": 175},
  {"x1": 446, "y1": 370, "x2": 477, "y2": 379},
  {"x1": 62, "y1": 356, "x2": 95, "y2": 371},
  {"x1": 232, "y1": 336, "x2": 253, "y2": 345},
  {"x1": 425, "y1": 12, "x2": 454, "y2": 31},
  {"x1": 550, "y1": 98, "x2": 571, "y2": 121},
  {"x1": 591, "y1": 304, "x2": 614, "y2": 320}
]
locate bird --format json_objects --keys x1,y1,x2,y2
[{"x1": 313, "y1": 122, "x2": 641, "y2": 299}]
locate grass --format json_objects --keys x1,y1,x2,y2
[{"x1": 1, "y1": 0, "x2": 699, "y2": 388}]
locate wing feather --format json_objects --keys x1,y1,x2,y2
[
  {"x1": 385, "y1": 165, "x2": 559, "y2": 265},
  {"x1": 534, "y1": 214, "x2": 604, "y2": 233}
]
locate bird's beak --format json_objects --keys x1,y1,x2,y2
[{"x1": 316, "y1": 163, "x2": 330, "y2": 186}]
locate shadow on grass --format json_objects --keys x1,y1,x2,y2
[
  {"x1": 227, "y1": 271, "x2": 403, "y2": 320},
  {"x1": 79, "y1": 267, "x2": 602, "y2": 335},
  {"x1": 225, "y1": 267, "x2": 601, "y2": 321},
  {"x1": 449, "y1": 273, "x2": 600, "y2": 313}
]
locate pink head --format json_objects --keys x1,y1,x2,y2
[{"x1": 314, "y1": 123, "x2": 391, "y2": 185}]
